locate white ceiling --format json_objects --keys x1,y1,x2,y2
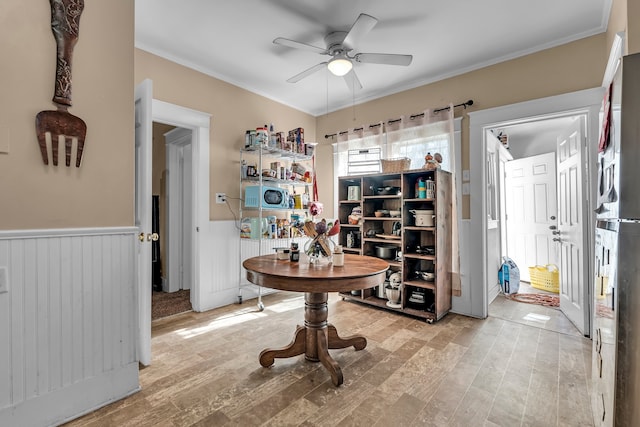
[{"x1": 135, "y1": 0, "x2": 611, "y2": 117}]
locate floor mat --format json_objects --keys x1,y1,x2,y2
[
  {"x1": 506, "y1": 292, "x2": 560, "y2": 307},
  {"x1": 152, "y1": 289, "x2": 192, "y2": 320}
]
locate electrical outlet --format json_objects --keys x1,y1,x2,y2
[
  {"x1": 462, "y1": 169, "x2": 470, "y2": 181},
  {"x1": 215, "y1": 193, "x2": 227, "y2": 204},
  {"x1": 0, "y1": 266, "x2": 8, "y2": 294}
]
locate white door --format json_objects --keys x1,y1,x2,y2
[
  {"x1": 505, "y1": 152, "x2": 558, "y2": 282},
  {"x1": 556, "y1": 117, "x2": 589, "y2": 335},
  {"x1": 134, "y1": 79, "x2": 153, "y2": 365}
]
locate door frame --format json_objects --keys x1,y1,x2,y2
[
  {"x1": 151, "y1": 99, "x2": 210, "y2": 312},
  {"x1": 468, "y1": 87, "x2": 603, "y2": 335}
]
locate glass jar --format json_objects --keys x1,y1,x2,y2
[{"x1": 255, "y1": 127, "x2": 269, "y2": 148}]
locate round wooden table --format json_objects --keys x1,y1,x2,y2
[{"x1": 243, "y1": 253, "x2": 389, "y2": 386}]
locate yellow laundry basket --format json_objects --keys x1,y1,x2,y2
[{"x1": 528, "y1": 264, "x2": 559, "y2": 294}]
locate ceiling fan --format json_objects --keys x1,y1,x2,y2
[{"x1": 273, "y1": 13, "x2": 413, "y2": 90}]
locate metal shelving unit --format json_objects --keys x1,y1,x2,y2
[{"x1": 238, "y1": 144, "x2": 314, "y2": 310}]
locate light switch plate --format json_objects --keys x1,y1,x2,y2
[
  {"x1": 462, "y1": 169, "x2": 470, "y2": 181},
  {"x1": 0, "y1": 266, "x2": 8, "y2": 293},
  {"x1": 462, "y1": 183, "x2": 470, "y2": 195}
]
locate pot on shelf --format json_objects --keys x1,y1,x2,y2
[
  {"x1": 409, "y1": 209, "x2": 435, "y2": 227},
  {"x1": 373, "y1": 186, "x2": 400, "y2": 195},
  {"x1": 375, "y1": 244, "x2": 397, "y2": 259}
]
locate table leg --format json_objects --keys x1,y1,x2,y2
[
  {"x1": 259, "y1": 325, "x2": 306, "y2": 367},
  {"x1": 327, "y1": 324, "x2": 367, "y2": 351},
  {"x1": 258, "y1": 292, "x2": 368, "y2": 387}
]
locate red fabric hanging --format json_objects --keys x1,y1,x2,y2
[
  {"x1": 312, "y1": 149, "x2": 319, "y2": 201},
  {"x1": 599, "y1": 83, "x2": 613, "y2": 153}
]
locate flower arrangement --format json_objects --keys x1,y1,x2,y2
[{"x1": 298, "y1": 201, "x2": 341, "y2": 261}]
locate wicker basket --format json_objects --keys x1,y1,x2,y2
[
  {"x1": 381, "y1": 157, "x2": 411, "y2": 173},
  {"x1": 528, "y1": 264, "x2": 559, "y2": 293}
]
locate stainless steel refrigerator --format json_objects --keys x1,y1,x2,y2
[{"x1": 592, "y1": 52, "x2": 640, "y2": 426}]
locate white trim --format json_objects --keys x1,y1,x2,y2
[
  {"x1": 468, "y1": 87, "x2": 603, "y2": 320},
  {"x1": 152, "y1": 99, "x2": 211, "y2": 128},
  {"x1": 0, "y1": 227, "x2": 138, "y2": 239},
  {"x1": 602, "y1": 32, "x2": 625, "y2": 86},
  {"x1": 1, "y1": 363, "x2": 139, "y2": 427},
  {"x1": 151, "y1": 99, "x2": 211, "y2": 312}
]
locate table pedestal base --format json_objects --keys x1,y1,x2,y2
[{"x1": 259, "y1": 292, "x2": 367, "y2": 386}]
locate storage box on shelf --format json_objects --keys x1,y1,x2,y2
[{"x1": 337, "y1": 169, "x2": 452, "y2": 322}]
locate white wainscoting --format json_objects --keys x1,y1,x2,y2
[
  {"x1": 198, "y1": 221, "x2": 308, "y2": 311},
  {"x1": 0, "y1": 228, "x2": 139, "y2": 427},
  {"x1": 451, "y1": 219, "x2": 472, "y2": 316}
]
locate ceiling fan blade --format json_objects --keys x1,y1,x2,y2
[
  {"x1": 273, "y1": 37, "x2": 327, "y2": 55},
  {"x1": 355, "y1": 53, "x2": 413, "y2": 66},
  {"x1": 342, "y1": 13, "x2": 378, "y2": 50},
  {"x1": 343, "y1": 69, "x2": 363, "y2": 92},
  {"x1": 286, "y1": 62, "x2": 328, "y2": 83}
]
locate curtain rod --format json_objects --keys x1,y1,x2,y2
[{"x1": 324, "y1": 99, "x2": 474, "y2": 139}]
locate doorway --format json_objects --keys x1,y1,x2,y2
[
  {"x1": 467, "y1": 87, "x2": 603, "y2": 338},
  {"x1": 486, "y1": 115, "x2": 585, "y2": 336},
  {"x1": 135, "y1": 79, "x2": 211, "y2": 365},
  {"x1": 150, "y1": 122, "x2": 193, "y2": 320}
]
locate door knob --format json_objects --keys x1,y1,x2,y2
[
  {"x1": 553, "y1": 238, "x2": 561, "y2": 242},
  {"x1": 552, "y1": 231, "x2": 560, "y2": 235},
  {"x1": 549, "y1": 225, "x2": 557, "y2": 230}
]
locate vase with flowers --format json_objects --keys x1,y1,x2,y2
[{"x1": 299, "y1": 201, "x2": 341, "y2": 264}]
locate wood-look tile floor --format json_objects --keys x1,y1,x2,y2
[
  {"x1": 489, "y1": 282, "x2": 583, "y2": 338},
  {"x1": 64, "y1": 292, "x2": 593, "y2": 427}
]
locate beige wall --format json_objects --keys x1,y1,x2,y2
[
  {"x1": 0, "y1": 1, "x2": 134, "y2": 230},
  {"x1": 315, "y1": 34, "x2": 607, "y2": 217},
  {"x1": 134, "y1": 50, "x2": 317, "y2": 221},
  {"x1": 1, "y1": 4, "x2": 629, "y2": 230},
  {"x1": 607, "y1": 0, "x2": 627, "y2": 53}
]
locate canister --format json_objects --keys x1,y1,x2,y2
[
  {"x1": 347, "y1": 186, "x2": 360, "y2": 200},
  {"x1": 274, "y1": 247, "x2": 290, "y2": 260}
]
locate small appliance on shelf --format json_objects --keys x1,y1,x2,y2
[{"x1": 244, "y1": 185, "x2": 289, "y2": 209}]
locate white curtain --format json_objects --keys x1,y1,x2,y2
[
  {"x1": 384, "y1": 109, "x2": 453, "y2": 171},
  {"x1": 384, "y1": 107, "x2": 461, "y2": 295}
]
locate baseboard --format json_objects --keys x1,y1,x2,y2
[{"x1": 0, "y1": 362, "x2": 139, "y2": 427}]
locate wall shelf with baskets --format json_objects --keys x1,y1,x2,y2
[{"x1": 337, "y1": 168, "x2": 452, "y2": 323}]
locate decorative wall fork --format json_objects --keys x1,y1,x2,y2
[{"x1": 35, "y1": 0, "x2": 86, "y2": 167}]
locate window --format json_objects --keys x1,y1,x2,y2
[{"x1": 333, "y1": 119, "x2": 454, "y2": 177}]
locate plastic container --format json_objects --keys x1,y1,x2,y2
[
  {"x1": 333, "y1": 245, "x2": 344, "y2": 266},
  {"x1": 528, "y1": 265, "x2": 559, "y2": 293},
  {"x1": 255, "y1": 127, "x2": 269, "y2": 147}
]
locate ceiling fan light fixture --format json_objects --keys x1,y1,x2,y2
[{"x1": 328, "y1": 55, "x2": 352, "y2": 76}]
